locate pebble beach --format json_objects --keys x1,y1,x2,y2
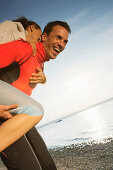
[{"x1": 49, "y1": 138, "x2": 113, "y2": 170}]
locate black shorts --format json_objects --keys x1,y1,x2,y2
[{"x1": 0, "y1": 124, "x2": 57, "y2": 170}]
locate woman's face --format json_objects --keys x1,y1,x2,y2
[
  {"x1": 27, "y1": 25, "x2": 42, "y2": 43},
  {"x1": 30, "y1": 28, "x2": 42, "y2": 43}
]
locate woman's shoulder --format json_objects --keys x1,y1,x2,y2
[
  {"x1": 0, "y1": 20, "x2": 15, "y2": 27},
  {"x1": 0, "y1": 20, "x2": 18, "y2": 33}
]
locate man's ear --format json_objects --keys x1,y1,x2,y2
[{"x1": 41, "y1": 33, "x2": 47, "y2": 42}]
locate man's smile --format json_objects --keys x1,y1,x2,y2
[{"x1": 53, "y1": 46, "x2": 61, "y2": 55}]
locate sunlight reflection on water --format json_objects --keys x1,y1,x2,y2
[{"x1": 38, "y1": 99, "x2": 113, "y2": 148}]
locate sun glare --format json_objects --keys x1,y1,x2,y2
[
  {"x1": 66, "y1": 74, "x2": 90, "y2": 92},
  {"x1": 81, "y1": 107, "x2": 105, "y2": 139}
]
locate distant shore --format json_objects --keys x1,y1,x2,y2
[
  {"x1": 49, "y1": 138, "x2": 113, "y2": 169},
  {"x1": 1, "y1": 138, "x2": 113, "y2": 170}
]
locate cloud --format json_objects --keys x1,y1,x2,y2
[
  {"x1": 69, "y1": 9, "x2": 113, "y2": 41},
  {"x1": 66, "y1": 9, "x2": 89, "y2": 25}
]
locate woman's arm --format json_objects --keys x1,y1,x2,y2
[
  {"x1": 0, "y1": 40, "x2": 33, "y2": 68},
  {"x1": 0, "y1": 80, "x2": 44, "y2": 152}
]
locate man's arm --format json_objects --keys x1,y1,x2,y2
[{"x1": 0, "y1": 104, "x2": 18, "y2": 119}]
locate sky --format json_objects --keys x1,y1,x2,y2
[{"x1": 1, "y1": 0, "x2": 113, "y2": 125}]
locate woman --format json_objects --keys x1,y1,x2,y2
[
  {"x1": 0, "y1": 17, "x2": 44, "y2": 151},
  {"x1": 0, "y1": 16, "x2": 42, "y2": 56}
]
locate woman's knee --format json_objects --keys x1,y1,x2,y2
[{"x1": 10, "y1": 105, "x2": 44, "y2": 116}]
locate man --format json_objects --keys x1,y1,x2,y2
[{"x1": 0, "y1": 21, "x2": 71, "y2": 170}]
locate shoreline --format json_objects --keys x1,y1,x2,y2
[{"x1": 49, "y1": 138, "x2": 113, "y2": 169}]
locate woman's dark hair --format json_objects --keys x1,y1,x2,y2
[
  {"x1": 43, "y1": 21, "x2": 71, "y2": 35},
  {"x1": 13, "y1": 16, "x2": 41, "y2": 31}
]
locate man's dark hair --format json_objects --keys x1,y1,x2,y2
[
  {"x1": 13, "y1": 16, "x2": 41, "y2": 31},
  {"x1": 43, "y1": 21, "x2": 71, "y2": 35}
]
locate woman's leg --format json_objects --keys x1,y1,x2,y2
[
  {"x1": 0, "y1": 80, "x2": 56, "y2": 169},
  {"x1": 0, "y1": 114, "x2": 42, "y2": 152},
  {"x1": 0, "y1": 80, "x2": 44, "y2": 151},
  {"x1": 0, "y1": 80, "x2": 44, "y2": 115}
]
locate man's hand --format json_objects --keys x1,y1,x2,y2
[
  {"x1": 0, "y1": 104, "x2": 18, "y2": 119},
  {"x1": 29, "y1": 68, "x2": 46, "y2": 88}
]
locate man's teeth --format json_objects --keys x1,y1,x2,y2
[{"x1": 53, "y1": 47, "x2": 60, "y2": 53}]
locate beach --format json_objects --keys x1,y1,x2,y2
[
  {"x1": 49, "y1": 138, "x2": 113, "y2": 170},
  {"x1": 36, "y1": 98, "x2": 113, "y2": 169},
  {"x1": 0, "y1": 139, "x2": 113, "y2": 169}
]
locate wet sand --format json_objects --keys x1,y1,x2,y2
[
  {"x1": 49, "y1": 138, "x2": 113, "y2": 170},
  {"x1": 0, "y1": 138, "x2": 113, "y2": 170}
]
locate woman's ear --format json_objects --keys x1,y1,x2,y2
[
  {"x1": 41, "y1": 33, "x2": 47, "y2": 42},
  {"x1": 26, "y1": 25, "x2": 34, "y2": 33},
  {"x1": 29, "y1": 25, "x2": 35, "y2": 32}
]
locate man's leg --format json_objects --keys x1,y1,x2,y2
[
  {"x1": 0, "y1": 122, "x2": 41, "y2": 170},
  {"x1": 26, "y1": 127, "x2": 57, "y2": 170}
]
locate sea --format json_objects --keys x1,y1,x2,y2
[{"x1": 38, "y1": 98, "x2": 113, "y2": 148}]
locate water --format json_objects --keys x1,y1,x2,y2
[{"x1": 38, "y1": 98, "x2": 113, "y2": 148}]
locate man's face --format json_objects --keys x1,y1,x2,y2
[{"x1": 42, "y1": 25, "x2": 69, "y2": 59}]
